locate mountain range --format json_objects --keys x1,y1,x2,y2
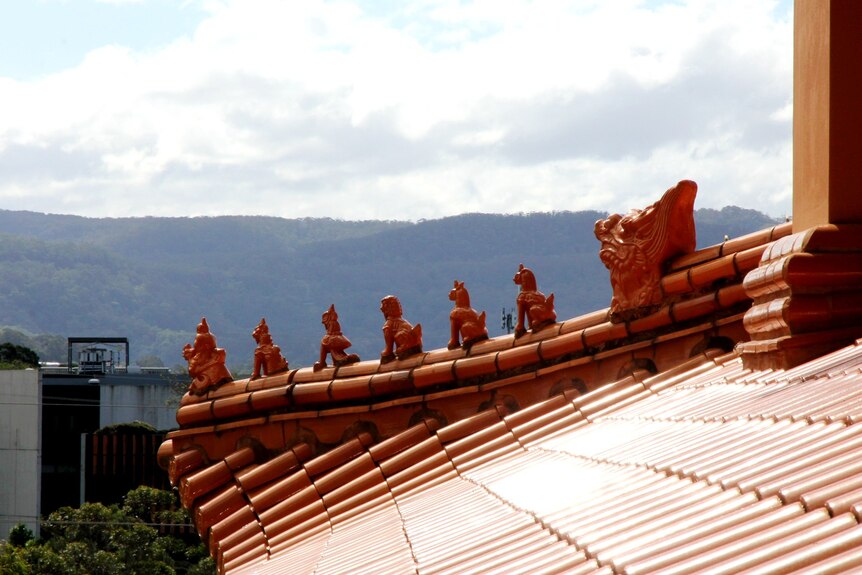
[{"x1": 0, "y1": 206, "x2": 780, "y2": 370}]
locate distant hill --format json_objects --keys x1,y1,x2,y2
[{"x1": 0, "y1": 207, "x2": 780, "y2": 369}]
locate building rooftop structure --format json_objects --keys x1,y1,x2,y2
[{"x1": 158, "y1": 1, "x2": 862, "y2": 572}]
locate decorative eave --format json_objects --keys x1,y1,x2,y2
[{"x1": 739, "y1": 224, "x2": 862, "y2": 370}]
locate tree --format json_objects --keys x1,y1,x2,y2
[
  {"x1": 0, "y1": 487, "x2": 214, "y2": 575},
  {"x1": 7, "y1": 524, "x2": 33, "y2": 547},
  {"x1": 0, "y1": 342, "x2": 39, "y2": 369}
]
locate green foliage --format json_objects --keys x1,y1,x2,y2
[
  {"x1": 7, "y1": 524, "x2": 34, "y2": 547},
  {"x1": 95, "y1": 421, "x2": 158, "y2": 435},
  {"x1": 0, "y1": 328, "x2": 65, "y2": 364},
  {"x1": 0, "y1": 342, "x2": 39, "y2": 369},
  {"x1": 122, "y1": 486, "x2": 182, "y2": 525},
  {"x1": 1, "y1": 487, "x2": 214, "y2": 575},
  {"x1": 0, "y1": 541, "x2": 30, "y2": 575}
]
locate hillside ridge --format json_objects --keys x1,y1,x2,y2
[{"x1": 0, "y1": 207, "x2": 779, "y2": 368}]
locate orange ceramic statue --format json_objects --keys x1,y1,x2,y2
[
  {"x1": 314, "y1": 304, "x2": 360, "y2": 371},
  {"x1": 183, "y1": 317, "x2": 233, "y2": 395},
  {"x1": 513, "y1": 264, "x2": 556, "y2": 338},
  {"x1": 595, "y1": 180, "x2": 697, "y2": 319},
  {"x1": 380, "y1": 295, "x2": 423, "y2": 362},
  {"x1": 251, "y1": 318, "x2": 288, "y2": 380},
  {"x1": 448, "y1": 280, "x2": 488, "y2": 349}
]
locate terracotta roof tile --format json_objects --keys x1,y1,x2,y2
[
  {"x1": 496, "y1": 342, "x2": 541, "y2": 372},
  {"x1": 196, "y1": 485, "x2": 246, "y2": 533},
  {"x1": 211, "y1": 393, "x2": 252, "y2": 420},
  {"x1": 246, "y1": 386, "x2": 291, "y2": 412},
  {"x1": 327, "y1": 375, "x2": 373, "y2": 402},
  {"x1": 411, "y1": 360, "x2": 456, "y2": 389},
  {"x1": 314, "y1": 452, "x2": 376, "y2": 498},
  {"x1": 179, "y1": 447, "x2": 255, "y2": 507},
  {"x1": 176, "y1": 400, "x2": 215, "y2": 427},
  {"x1": 559, "y1": 309, "x2": 610, "y2": 334},
  {"x1": 620, "y1": 498, "x2": 797, "y2": 574},
  {"x1": 331, "y1": 359, "x2": 379, "y2": 378},
  {"x1": 366, "y1": 369, "x2": 411, "y2": 396},
  {"x1": 367, "y1": 420, "x2": 437, "y2": 462},
  {"x1": 256, "y1": 478, "x2": 316, "y2": 529},
  {"x1": 698, "y1": 512, "x2": 857, "y2": 575},
  {"x1": 208, "y1": 505, "x2": 258, "y2": 552},
  {"x1": 453, "y1": 353, "x2": 499, "y2": 381},
  {"x1": 467, "y1": 334, "x2": 516, "y2": 354},
  {"x1": 745, "y1": 523, "x2": 862, "y2": 574},
  {"x1": 167, "y1": 448, "x2": 205, "y2": 486}
]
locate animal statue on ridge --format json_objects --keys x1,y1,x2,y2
[
  {"x1": 183, "y1": 317, "x2": 233, "y2": 395},
  {"x1": 513, "y1": 264, "x2": 556, "y2": 338},
  {"x1": 314, "y1": 304, "x2": 360, "y2": 371},
  {"x1": 448, "y1": 280, "x2": 488, "y2": 349},
  {"x1": 251, "y1": 317, "x2": 289, "y2": 380},
  {"x1": 380, "y1": 295, "x2": 423, "y2": 363}
]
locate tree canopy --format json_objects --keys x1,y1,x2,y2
[
  {"x1": 0, "y1": 342, "x2": 39, "y2": 369},
  {"x1": 0, "y1": 486, "x2": 214, "y2": 575}
]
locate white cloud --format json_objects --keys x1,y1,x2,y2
[{"x1": 0, "y1": 0, "x2": 793, "y2": 219}]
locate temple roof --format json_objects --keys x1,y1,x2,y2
[
  {"x1": 169, "y1": 338, "x2": 862, "y2": 573},
  {"x1": 157, "y1": 182, "x2": 862, "y2": 574},
  {"x1": 156, "y1": 212, "x2": 862, "y2": 574}
]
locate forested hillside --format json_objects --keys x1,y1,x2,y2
[{"x1": 0, "y1": 207, "x2": 779, "y2": 369}]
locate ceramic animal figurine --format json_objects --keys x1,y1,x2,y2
[
  {"x1": 513, "y1": 264, "x2": 556, "y2": 338},
  {"x1": 448, "y1": 280, "x2": 488, "y2": 349},
  {"x1": 251, "y1": 318, "x2": 288, "y2": 380},
  {"x1": 380, "y1": 295, "x2": 423, "y2": 362},
  {"x1": 314, "y1": 304, "x2": 360, "y2": 371},
  {"x1": 183, "y1": 317, "x2": 233, "y2": 395}
]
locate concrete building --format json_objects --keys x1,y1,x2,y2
[{"x1": 0, "y1": 369, "x2": 41, "y2": 538}]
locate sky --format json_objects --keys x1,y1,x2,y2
[{"x1": 0, "y1": 0, "x2": 794, "y2": 221}]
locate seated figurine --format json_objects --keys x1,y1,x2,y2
[
  {"x1": 314, "y1": 304, "x2": 360, "y2": 371},
  {"x1": 251, "y1": 318, "x2": 288, "y2": 380},
  {"x1": 380, "y1": 295, "x2": 423, "y2": 363},
  {"x1": 183, "y1": 317, "x2": 233, "y2": 395},
  {"x1": 513, "y1": 264, "x2": 556, "y2": 338},
  {"x1": 448, "y1": 280, "x2": 488, "y2": 349}
]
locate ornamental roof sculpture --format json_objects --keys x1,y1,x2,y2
[
  {"x1": 379, "y1": 295, "x2": 422, "y2": 362},
  {"x1": 512, "y1": 263, "x2": 556, "y2": 337},
  {"x1": 595, "y1": 179, "x2": 697, "y2": 321},
  {"x1": 447, "y1": 280, "x2": 488, "y2": 350},
  {"x1": 250, "y1": 318, "x2": 288, "y2": 380},
  {"x1": 313, "y1": 304, "x2": 360, "y2": 371},
  {"x1": 182, "y1": 317, "x2": 232, "y2": 395}
]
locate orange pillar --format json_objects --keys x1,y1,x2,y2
[
  {"x1": 740, "y1": 0, "x2": 862, "y2": 369},
  {"x1": 793, "y1": 0, "x2": 862, "y2": 231}
]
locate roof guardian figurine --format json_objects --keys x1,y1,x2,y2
[
  {"x1": 251, "y1": 318, "x2": 289, "y2": 380},
  {"x1": 513, "y1": 264, "x2": 556, "y2": 338},
  {"x1": 314, "y1": 304, "x2": 360, "y2": 371},
  {"x1": 448, "y1": 280, "x2": 488, "y2": 349},
  {"x1": 594, "y1": 180, "x2": 697, "y2": 321},
  {"x1": 182, "y1": 317, "x2": 232, "y2": 395},
  {"x1": 380, "y1": 295, "x2": 422, "y2": 362}
]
